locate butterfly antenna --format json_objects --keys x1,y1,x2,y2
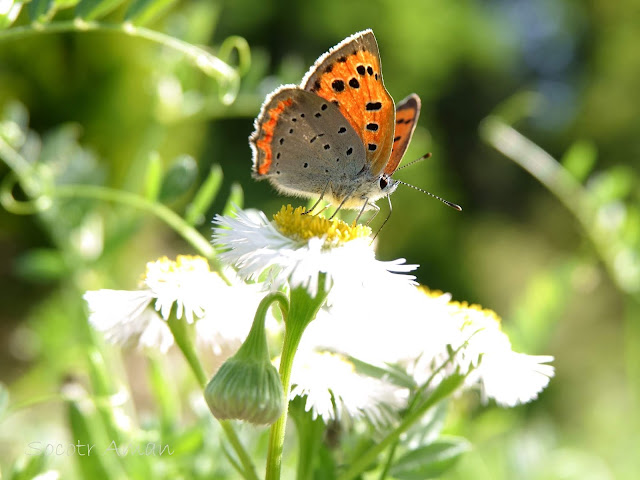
[
  {"x1": 395, "y1": 152, "x2": 432, "y2": 172},
  {"x1": 396, "y1": 180, "x2": 463, "y2": 211}
]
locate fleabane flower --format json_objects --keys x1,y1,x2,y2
[
  {"x1": 407, "y1": 289, "x2": 555, "y2": 407},
  {"x1": 144, "y1": 254, "x2": 215, "y2": 323},
  {"x1": 287, "y1": 349, "x2": 407, "y2": 424},
  {"x1": 213, "y1": 205, "x2": 417, "y2": 300},
  {"x1": 299, "y1": 284, "x2": 554, "y2": 410},
  {"x1": 85, "y1": 255, "x2": 229, "y2": 352}
]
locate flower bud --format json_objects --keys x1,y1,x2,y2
[
  {"x1": 204, "y1": 294, "x2": 285, "y2": 425},
  {"x1": 205, "y1": 356, "x2": 284, "y2": 425}
]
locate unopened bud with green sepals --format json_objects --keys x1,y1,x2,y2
[{"x1": 204, "y1": 293, "x2": 285, "y2": 425}]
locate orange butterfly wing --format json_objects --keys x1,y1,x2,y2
[
  {"x1": 384, "y1": 94, "x2": 421, "y2": 175},
  {"x1": 301, "y1": 30, "x2": 395, "y2": 177}
]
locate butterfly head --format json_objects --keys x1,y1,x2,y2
[{"x1": 377, "y1": 173, "x2": 399, "y2": 197}]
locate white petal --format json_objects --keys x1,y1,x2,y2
[
  {"x1": 288, "y1": 349, "x2": 407, "y2": 423},
  {"x1": 213, "y1": 210, "x2": 417, "y2": 302},
  {"x1": 195, "y1": 280, "x2": 275, "y2": 357},
  {"x1": 474, "y1": 352, "x2": 555, "y2": 407},
  {"x1": 84, "y1": 289, "x2": 173, "y2": 351},
  {"x1": 84, "y1": 289, "x2": 153, "y2": 332}
]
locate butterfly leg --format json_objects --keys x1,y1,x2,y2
[
  {"x1": 371, "y1": 195, "x2": 393, "y2": 242},
  {"x1": 328, "y1": 187, "x2": 358, "y2": 220},
  {"x1": 303, "y1": 180, "x2": 331, "y2": 215},
  {"x1": 354, "y1": 198, "x2": 377, "y2": 225}
]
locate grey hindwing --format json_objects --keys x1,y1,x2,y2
[{"x1": 261, "y1": 88, "x2": 367, "y2": 196}]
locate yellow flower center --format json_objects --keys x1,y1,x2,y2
[
  {"x1": 273, "y1": 205, "x2": 371, "y2": 245},
  {"x1": 418, "y1": 285, "x2": 502, "y2": 325},
  {"x1": 145, "y1": 255, "x2": 211, "y2": 278},
  {"x1": 451, "y1": 301, "x2": 502, "y2": 325},
  {"x1": 417, "y1": 286, "x2": 445, "y2": 298}
]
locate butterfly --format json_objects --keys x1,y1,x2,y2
[{"x1": 250, "y1": 29, "x2": 459, "y2": 220}]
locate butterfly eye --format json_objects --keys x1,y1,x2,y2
[{"x1": 379, "y1": 176, "x2": 389, "y2": 190}]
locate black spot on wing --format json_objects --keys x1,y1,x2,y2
[{"x1": 332, "y1": 80, "x2": 345, "y2": 92}]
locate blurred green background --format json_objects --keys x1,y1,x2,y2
[{"x1": 1, "y1": 0, "x2": 639, "y2": 478}]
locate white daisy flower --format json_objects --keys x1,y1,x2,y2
[
  {"x1": 299, "y1": 285, "x2": 554, "y2": 409},
  {"x1": 404, "y1": 290, "x2": 555, "y2": 407},
  {"x1": 287, "y1": 349, "x2": 407, "y2": 424},
  {"x1": 210, "y1": 204, "x2": 553, "y2": 418},
  {"x1": 472, "y1": 351, "x2": 555, "y2": 407},
  {"x1": 85, "y1": 255, "x2": 229, "y2": 353},
  {"x1": 210, "y1": 205, "x2": 420, "y2": 422},
  {"x1": 84, "y1": 289, "x2": 173, "y2": 352},
  {"x1": 301, "y1": 283, "x2": 455, "y2": 368},
  {"x1": 144, "y1": 254, "x2": 216, "y2": 324},
  {"x1": 212, "y1": 205, "x2": 417, "y2": 300}
]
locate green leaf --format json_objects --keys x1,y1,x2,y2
[
  {"x1": 389, "y1": 437, "x2": 471, "y2": 480},
  {"x1": 28, "y1": 0, "x2": 55, "y2": 23},
  {"x1": 185, "y1": 163, "x2": 223, "y2": 225},
  {"x1": 168, "y1": 426, "x2": 205, "y2": 456},
  {"x1": 9, "y1": 451, "x2": 47, "y2": 480},
  {"x1": 75, "y1": 0, "x2": 127, "y2": 20},
  {"x1": 589, "y1": 165, "x2": 636, "y2": 203},
  {"x1": 404, "y1": 401, "x2": 448, "y2": 447},
  {"x1": 86, "y1": 348, "x2": 115, "y2": 398},
  {"x1": 125, "y1": 0, "x2": 178, "y2": 25},
  {"x1": 0, "y1": 0, "x2": 23, "y2": 30},
  {"x1": 55, "y1": 0, "x2": 81, "y2": 9},
  {"x1": 159, "y1": 154, "x2": 198, "y2": 203},
  {"x1": 68, "y1": 401, "x2": 112, "y2": 479},
  {"x1": 222, "y1": 182, "x2": 243, "y2": 216},
  {"x1": 289, "y1": 398, "x2": 328, "y2": 480},
  {"x1": 422, "y1": 372, "x2": 465, "y2": 407},
  {"x1": 348, "y1": 357, "x2": 417, "y2": 389},
  {"x1": 561, "y1": 140, "x2": 597, "y2": 183},
  {"x1": 14, "y1": 249, "x2": 68, "y2": 282},
  {"x1": 143, "y1": 151, "x2": 163, "y2": 201},
  {"x1": 148, "y1": 355, "x2": 179, "y2": 436}
]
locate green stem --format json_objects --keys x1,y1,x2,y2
[
  {"x1": 53, "y1": 184, "x2": 227, "y2": 275},
  {"x1": 0, "y1": 20, "x2": 239, "y2": 103},
  {"x1": 265, "y1": 281, "x2": 329, "y2": 480},
  {"x1": 479, "y1": 116, "x2": 635, "y2": 296},
  {"x1": 1, "y1": 135, "x2": 226, "y2": 275},
  {"x1": 377, "y1": 441, "x2": 400, "y2": 480},
  {"x1": 294, "y1": 412, "x2": 325, "y2": 480},
  {"x1": 0, "y1": 137, "x2": 37, "y2": 188},
  {"x1": 337, "y1": 373, "x2": 465, "y2": 480},
  {"x1": 337, "y1": 399, "x2": 437, "y2": 480},
  {"x1": 352, "y1": 345, "x2": 467, "y2": 480},
  {"x1": 480, "y1": 116, "x2": 640, "y2": 417},
  {"x1": 219, "y1": 421, "x2": 260, "y2": 480},
  {"x1": 167, "y1": 315, "x2": 208, "y2": 387},
  {"x1": 166, "y1": 314, "x2": 259, "y2": 480},
  {"x1": 265, "y1": 319, "x2": 304, "y2": 480}
]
